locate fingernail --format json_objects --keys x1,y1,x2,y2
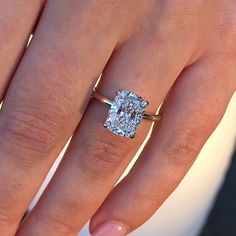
[{"x1": 92, "y1": 221, "x2": 127, "y2": 236}]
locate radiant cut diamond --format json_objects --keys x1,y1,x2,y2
[{"x1": 104, "y1": 90, "x2": 149, "y2": 138}]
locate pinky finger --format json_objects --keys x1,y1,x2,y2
[{"x1": 89, "y1": 57, "x2": 236, "y2": 236}]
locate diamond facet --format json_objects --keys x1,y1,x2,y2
[{"x1": 104, "y1": 90, "x2": 148, "y2": 137}]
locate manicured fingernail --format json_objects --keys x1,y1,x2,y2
[{"x1": 92, "y1": 221, "x2": 127, "y2": 236}]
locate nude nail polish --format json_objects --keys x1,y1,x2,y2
[{"x1": 92, "y1": 221, "x2": 127, "y2": 236}]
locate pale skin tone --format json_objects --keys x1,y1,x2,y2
[{"x1": 0, "y1": 0, "x2": 235, "y2": 235}]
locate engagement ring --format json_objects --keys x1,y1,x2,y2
[{"x1": 92, "y1": 90, "x2": 161, "y2": 138}]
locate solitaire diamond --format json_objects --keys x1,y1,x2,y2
[{"x1": 104, "y1": 90, "x2": 149, "y2": 138}]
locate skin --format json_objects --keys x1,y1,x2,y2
[{"x1": 0, "y1": 0, "x2": 235, "y2": 235}]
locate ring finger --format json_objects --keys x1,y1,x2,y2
[{"x1": 17, "y1": 30, "x2": 193, "y2": 236}]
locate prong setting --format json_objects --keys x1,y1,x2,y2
[{"x1": 104, "y1": 90, "x2": 149, "y2": 138}]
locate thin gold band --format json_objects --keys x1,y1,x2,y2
[{"x1": 92, "y1": 90, "x2": 161, "y2": 122}]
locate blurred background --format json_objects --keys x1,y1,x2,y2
[
  {"x1": 200, "y1": 150, "x2": 236, "y2": 236},
  {"x1": 31, "y1": 92, "x2": 236, "y2": 236}
]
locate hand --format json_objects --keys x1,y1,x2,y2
[{"x1": 0, "y1": 0, "x2": 235, "y2": 235}]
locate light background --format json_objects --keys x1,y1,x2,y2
[{"x1": 30, "y1": 92, "x2": 236, "y2": 236}]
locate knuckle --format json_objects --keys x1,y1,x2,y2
[
  {"x1": 79, "y1": 133, "x2": 130, "y2": 178},
  {"x1": 54, "y1": 0, "x2": 117, "y2": 35},
  {"x1": 0, "y1": 206, "x2": 16, "y2": 225},
  {"x1": 34, "y1": 214, "x2": 75, "y2": 235},
  {"x1": 147, "y1": 0, "x2": 203, "y2": 42},
  {"x1": 162, "y1": 95, "x2": 224, "y2": 167},
  {"x1": 130, "y1": 189, "x2": 160, "y2": 210},
  {"x1": 1, "y1": 110, "x2": 58, "y2": 157},
  {"x1": 162, "y1": 127, "x2": 204, "y2": 167},
  {"x1": 0, "y1": 209, "x2": 15, "y2": 226}
]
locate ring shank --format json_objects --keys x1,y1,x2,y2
[{"x1": 92, "y1": 90, "x2": 161, "y2": 122}]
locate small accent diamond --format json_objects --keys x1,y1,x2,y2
[{"x1": 104, "y1": 90, "x2": 148, "y2": 138}]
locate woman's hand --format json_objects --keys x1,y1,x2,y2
[{"x1": 0, "y1": 0, "x2": 235, "y2": 235}]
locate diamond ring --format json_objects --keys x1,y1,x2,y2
[{"x1": 92, "y1": 89, "x2": 161, "y2": 138}]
